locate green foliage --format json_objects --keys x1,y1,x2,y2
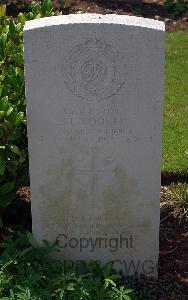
[
  {"x1": 0, "y1": 1, "x2": 60, "y2": 216},
  {"x1": 164, "y1": 0, "x2": 188, "y2": 18},
  {"x1": 0, "y1": 5, "x2": 6, "y2": 17},
  {"x1": 0, "y1": 181, "x2": 15, "y2": 209},
  {"x1": 0, "y1": 230, "x2": 134, "y2": 299},
  {"x1": 0, "y1": 230, "x2": 187, "y2": 299}
]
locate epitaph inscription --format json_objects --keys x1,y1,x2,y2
[{"x1": 63, "y1": 38, "x2": 126, "y2": 101}]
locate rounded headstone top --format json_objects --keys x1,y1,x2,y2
[{"x1": 24, "y1": 14, "x2": 165, "y2": 32}]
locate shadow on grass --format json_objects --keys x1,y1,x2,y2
[{"x1": 161, "y1": 171, "x2": 188, "y2": 185}]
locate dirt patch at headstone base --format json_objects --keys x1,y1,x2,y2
[
  {"x1": 63, "y1": 0, "x2": 188, "y2": 32},
  {"x1": 5, "y1": 0, "x2": 188, "y2": 32}
]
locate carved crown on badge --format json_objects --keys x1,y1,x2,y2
[{"x1": 63, "y1": 38, "x2": 126, "y2": 101}]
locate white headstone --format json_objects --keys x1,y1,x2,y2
[{"x1": 24, "y1": 14, "x2": 165, "y2": 278}]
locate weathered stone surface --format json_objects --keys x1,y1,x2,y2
[{"x1": 24, "y1": 14, "x2": 165, "y2": 277}]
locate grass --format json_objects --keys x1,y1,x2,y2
[{"x1": 163, "y1": 32, "x2": 188, "y2": 173}]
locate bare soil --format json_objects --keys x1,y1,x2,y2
[
  {"x1": 5, "y1": 0, "x2": 188, "y2": 31},
  {"x1": 160, "y1": 187, "x2": 188, "y2": 294},
  {"x1": 62, "y1": 0, "x2": 188, "y2": 32}
]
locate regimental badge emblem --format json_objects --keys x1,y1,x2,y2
[{"x1": 63, "y1": 38, "x2": 126, "y2": 101}]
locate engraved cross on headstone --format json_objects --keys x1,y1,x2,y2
[{"x1": 76, "y1": 147, "x2": 114, "y2": 207}]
